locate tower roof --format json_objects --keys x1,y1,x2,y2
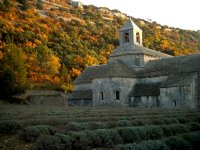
[{"x1": 119, "y1": 18, "x2": 141, "y2": 31}]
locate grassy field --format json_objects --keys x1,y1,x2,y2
[{"x1": 0, "y1": 101, "x2": 200, "y2": 150}]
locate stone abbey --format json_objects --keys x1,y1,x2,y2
[{"x1": 69, "y1": 19, "x2": 200, "y2": 108}]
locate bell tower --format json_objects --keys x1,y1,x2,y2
[{"x1": 119, "y1": 18, "x2": 143, "y2": 46}]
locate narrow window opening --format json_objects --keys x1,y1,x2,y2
[
  {"x1": 156, "y1": 98, "x2": 160, "y2": 107},
  {"x1": 124, "y1": 32, "x2": 130, "y2": 43},
  {"x1": 173, "y1": 100, "x2": 176, "y2": 107},
  {"x1": 135, "y1": 57, "x2": 140, "y2": 66},
  {"x1": 116, "y1": 90, "x2": 120, "y2": 100},
  {"x1": 100, "y1": 91, "x2": 104, "y2": 100},
  {"x1": 136, "y1": 32, "x2": 140, "y2": 44}
]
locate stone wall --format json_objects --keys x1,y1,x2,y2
[
  {"x1": 131, "y1": 96, "x2": 159, "y2": 108},
  {"x1": 93, "y1": 77, "x2": 137, "y2": 106},
  {"x1": 15, "y1": 90, "x2": 68, "y2": 106},
  {"x1": 197, "y1": 72, "x2": 200, "y2": 108},
  {"x1": 28, "y1": 95, "x2": 67, "y2": 106},
  {"x1": 68, "y1": 99, "x2": 92, "y2": 106},
  {"x1": 109, "y1": 54, "x2": 145, "y2": 68},
  {"x1": 160, "y1": 86, "x2": 191, "y2": 108},
  {"x1": 159, "y1": 73, "x2": 199, "y2": 109}
]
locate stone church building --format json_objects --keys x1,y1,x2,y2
[{"x1": 68, "y1": 19, "x2": 200, "y2": 108}]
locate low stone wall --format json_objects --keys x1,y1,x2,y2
[
  {"x1": 28, "y1": 95, "x2": 67, "y2": 106},
  {"x1": 14, "y1": 90, "x2": 68, "y2": 106},
  {"x1": 68, "y1": 99, "x2": 92, "y2": 106}
]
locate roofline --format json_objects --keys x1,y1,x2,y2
[
  {"x1": 160, "y1": 84, "x2": 191, "y2": 88},
  {"x1": 109, "y1": 52, "x2": 164, "y2": 58}
]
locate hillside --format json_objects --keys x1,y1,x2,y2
[{"x1": 0, "y1": 0, "x2": 200, "y2": 96}]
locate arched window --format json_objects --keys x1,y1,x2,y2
[
  {"x1": 116, "y1": 90, "x2": 120, "y2": 100},
  {"x1": 124, "y1": 32, "x2": 130, "y2": 43},
  {"x1": 99, "y1": 91, "x2": 104, "y2": 100},
  {"x1": 173, "y1": 100, "x2": 176, "y2": 107},
  {"x1": 136, "y1": 32, "x2": 140, "y2": 44},
  {"x1": 156, "y1": 98, "x2": 160, "y2": 107},
  {"x1": 135, "y1": 56, "x2": 140, "y2": 66}
]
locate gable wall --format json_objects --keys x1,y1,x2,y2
[
  {"x1": 160, "y1": 73, "x2": 198, "y2": 108},
  {"x1": 160, "y1": 86, "x2": 192, "y2": 108},
  {"x1": 109, "y1": 54, "x2": 144, "y2": 68},
  {"x1": 198, "y1": 72, "x2": 200, "y2": 108},
  {"x1": 191, "y1": 72, "x2": 200, "y2": 108}
]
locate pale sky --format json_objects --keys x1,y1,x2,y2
[{"x1": 78, "y1": 0, "x2": 200, "y2": 31}]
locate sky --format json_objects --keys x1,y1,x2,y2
[{"x1": 78, "y1": 0, "x2": 200, "y2": 31}]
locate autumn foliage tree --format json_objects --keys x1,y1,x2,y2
[{"x1": 0, "y1": 0, "x2": 199, "y2": 94}]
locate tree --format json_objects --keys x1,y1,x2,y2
[
  {"x1": 0, "y1": 66, "x2": 16, "y2": 98},
  {"x1": 3, "y1": 0, "x2": 11, "y2": 7},
  {"x1": 36, "y1": 0, "x2": 43, "y2": 10},
  {"x1": 17, "y1": 0, "x2": 29, "y2": 10},
  {"x1": 1, "y1": 44, "x2": 27, "y2": 96}
]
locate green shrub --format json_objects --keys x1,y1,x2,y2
[
  {"x1": 164, "y1": 136, "x2": 192, "y2": 150},
  {"x1": 32, "y1": 135, "x2": 59, "y2": 150},
  {"x1": 160, "y1": 125, "x2": 172, "y2": 137},
  {"x1": 65, "y1": 122, "x2": 81, "y2": 132},
  {"x1": 151, "y1": 118, "x2": 165, "y2": 125},
  {"x1": 68, "y1": 129, "x2": 122, "y2": 149},
  {"x1": 81, "y1": 122, "x2": 99, "y2": 130},
  {"x1": 187, "y1": 122, "x2": 200, "y2": 131},
  {"x1": 177, "y1": 117, "x2": 190, "y2": 123},
  {"x1": 164, "y1": 118, "x2": 179, "y2": 124},
  {"x1": 131, "y1": 119, "x2": 145, "y2": 126},
  {"x1": 33, "y1": 133, "x2": 72, "y2": 150},
  {"x1": 20, "y1": 125, "x2": 56, "y2": 142},
  {"x1": 69, "y1": 131, "x2": 92, "y2": 149},
  {"x1": 180, "y1": 132, "x2": 200, "y2": 150},
  {"x1": 116, "y1": 140, "x2": 169, "y2": 150},
  {"x1": 118, "y1": 120, "x2": 132, "y2": 127},
  {"x1": 54, "y1": 133, "x2": 72, "y2": 150},
  {"x1": 140, "y1": 140, "x2": 169, "y2": 150},
  {"x1": 116, "y1": 143, "x2": 145, "y2": 150},
  {"x1": 94, "y1": 129, "x2": 123, "y2": 147},
  {"x1": 0, "y1": 120, "x2": 22, "y2": 133},
  {"x1": 93, "y1": 122, "x2": 107, "y2": 129},
  {"x1": 107, "y1": 121, "x2": 118, "y2": 128},
  {"x1": 117, "y1": 127, "x2": 138, "y2": 143},
  {"x1": 144, "y1": 126, "x2": 164, "y2": 140},
  {"x1": 83, "y1": 130, "x2": 101, "y2": 146},
  {"x1": 161, "y1": 124, "x2": 190, "y2": 135},
  {"x1": 117, "y1": 126, "x2": 163, "y2": 143}
]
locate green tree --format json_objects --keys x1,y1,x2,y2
[
  {"x1": 17, "y1": 0, "x2": 29, "y2": 10},
  {"x1": 36, "y1": 0, "x2": 43, "y2": 10},
  {"x1": 1, "y1": 44, "x2": 27, "y2": 96},
  {"x1": 0, "y1": 66, "x2": 16, "y2": 98}
]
